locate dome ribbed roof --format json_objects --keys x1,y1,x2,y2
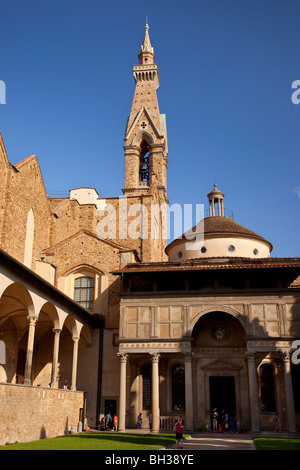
[{"x1": 166, "y1": 216, "x2": 273, "y2": 252}]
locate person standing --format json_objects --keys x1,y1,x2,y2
[
  {"x1": 174, "y1": 417, "x2": 184, "y2": 449},
  {"x1": 137, "y1": 413, "x2": 142, "y2": 429},
  {"x1": 222, "y1": 410, "x2": 229, "y2": 432},
  {"x1": 113, "y1": 414, "x2": 118, "y2": 431},
  {"x1": 212, "y1": 408, "x2": 218, "y2": 432},
  {"x1": 230, "y1": 413, "x2": 238, "y2": 433},
  {"x1": 105, "y1": 412, "x2": 112, "y2": 430}
]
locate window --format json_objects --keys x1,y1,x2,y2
[
  {"x1": 259, "y1": 364, "x2": 276, "y2": 412},
  {"x1": 74, "y1": 276, "x2": 95, "y2": 311},
  {"x1": 142, "y1": 364, "x2": 152, "y2": 410},
  {"x1": 172, "y1": 364, "x2": 185, "y2": 411}
]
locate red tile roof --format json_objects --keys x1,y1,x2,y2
[{"x1": 113, "y1": 257, "x2": 300, "y2": 274}]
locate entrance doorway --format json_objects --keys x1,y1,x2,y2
[{"x1": 209, "y1": 376, "x2": 236, "y2": 415}]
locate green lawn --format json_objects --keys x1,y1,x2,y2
[
  {"x1": 253, "y1": 437, "x2": 300, "y2": 450},
  {"x1": 0, "y1": 432, "x2": 179, "y2": 451}
]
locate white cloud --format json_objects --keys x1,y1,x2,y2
[{"x1": 293, "y1": 187, "x2": 300, "y2": 198}]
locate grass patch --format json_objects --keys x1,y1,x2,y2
[
  {"x1": 253, "y1": 438, "x2": 300, "y2": 450},
  {"x1": 0, "y1": 432, "x2": 180, "y2": 451}
]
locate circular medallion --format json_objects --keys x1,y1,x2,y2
[{"x1": 213, "y1": 326, "x2": 227, "y2": 340}]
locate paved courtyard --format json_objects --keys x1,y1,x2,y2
[{"x1": 168, "y1": 433, "x2": 256, "y2": 450}]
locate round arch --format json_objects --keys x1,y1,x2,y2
[
  {"x1": 38, "y1": 301, "x2": 60, "y2": 329},
  {"x1": 191, "y1": 305, "x2": 248, "y2": 336}
]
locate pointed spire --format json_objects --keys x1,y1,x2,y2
[
  {"x1": 139, "y1": 23, "x2": 155, "y2": 65},
  {"x1": 141, "y1": 23, "x2": 153, "y2": 53}
]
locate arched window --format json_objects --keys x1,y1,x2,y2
[
  {"x1": 259, "y1": 364, "x2": 276, "y2": 412},
  {"x1": 142, "y1": 364, "x2": 152, "y2": 410},
  {"x1": 172, "y1": 364, "x2": 185, "y2": 411},
  {"x1": 74, "y1": 276, "x2": 95, "y2": 311}
]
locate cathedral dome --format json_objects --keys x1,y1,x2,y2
[{"x1": 166, "y1": 185, "x2": 273, "y2": 261}]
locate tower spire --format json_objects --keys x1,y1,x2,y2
[
  {"x1": 123, "y1": 23, "x2": 168, "y2": 198},
  {"x1": 139, "y1": 22, "x2": 155, "y2": 65}
]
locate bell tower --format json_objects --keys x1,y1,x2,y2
[{"x1": 123, "y1": 23, "x2": 168, "y2": 199}]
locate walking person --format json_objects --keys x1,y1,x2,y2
[
  {"x1": 174, "y1": 417, "x2": 184, "y2": 449},
  {"x1": 273, "y1": 412, "x2": 280, "y2": 432},
  {"x1": 105, "y1": 412, "x2": 112, "y2": 430}
]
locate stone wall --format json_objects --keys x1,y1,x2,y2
[{"x1": 0, "y1": 383, "x2": 85, "y2": 446}]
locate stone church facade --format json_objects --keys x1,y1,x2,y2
[{"x1": 0, "y1": 24, "x2": 299, "y2": 444}]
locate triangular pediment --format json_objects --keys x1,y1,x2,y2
[
  {"x1": 202, "y1": 359, "x2": 242, "y2": 371},
  {"x1": 124, "y1": 106, "x2": 163, "y2": 143},
  {"x1": 42, "y1": 229, "x2": 129, "y2": 255}
]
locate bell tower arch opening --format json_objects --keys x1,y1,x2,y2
[{"x1": 139, "y1": 139, "x2": 150, "y2": 185}]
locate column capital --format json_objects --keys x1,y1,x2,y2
[
  {"x1": 184, "y1": 352, "x2": 194, "y2": 362},
  {"x1": 118, "y1": 352, "x2": 128, "y2": 363},
  {"x1": 27, "y1": 315, "x2": 38, "y2": 326},
  {"x1": 150, "y1": 352, "x2": 160, "y2": 363},
  {"x1": 245, "y1": 351, "x2": 256, "y2": 362},
  {"x1": 281, "y1": 350, "x2": 291, "y2": 363},
  {"x1": 52, "y1": 328, "x2": 62, "y2": 335}
]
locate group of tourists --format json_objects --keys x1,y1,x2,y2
[
  {"x1": 105, "y1": 412, "x2": 118, "y2": 431},
  {"x1": 211, "y1": 408, "x2": 238, "y2": 432}
]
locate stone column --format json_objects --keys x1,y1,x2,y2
[
  {"x1": 151, "y1": 352, "x2": 160, "y2": 433},
  {"x1": 246, "y1": 352, "x2": 260, "y2": 432},
  {"x1": 24, "y1": 316, "x2": 37, "y2": 386},
  {"x1": 282, "y1": 351, "x2": 296, "y2": 433},
  {"x1": 184, "y1": 352, "x2": 194, "y2": 431},
  {"x1": 71, "y1": 336, "x2": 80, "y2": 391},
  {"x1": 118, "y1": 352, "x2": 128, "y2": 432},
  {"x1": 51, "y1": 328, "x2": 61, "y2": 388}
]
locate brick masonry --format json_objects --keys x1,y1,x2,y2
[{"x1": 0, "y1": 384, "x2": 85, "y2": 446}]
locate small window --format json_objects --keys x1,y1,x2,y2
[
  {"x1": 253, "y1": 249, "x2": 259, "y2": 256},
  {"x1": 228, "y1": 245, "x2": 235, "y2": 252},
  {"x1": 201, "y1": 246, "x2": 207, "y2": 253},
  {"x1": 74, "y1": 276, "x2": 95, "y2": 311},
  {"x1": 177, "y1": 251, "x2": 183, "y2": 259}
]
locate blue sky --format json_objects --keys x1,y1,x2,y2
[{"x1": 0, "y1": 0, "x2": 299, "y2": 257}]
